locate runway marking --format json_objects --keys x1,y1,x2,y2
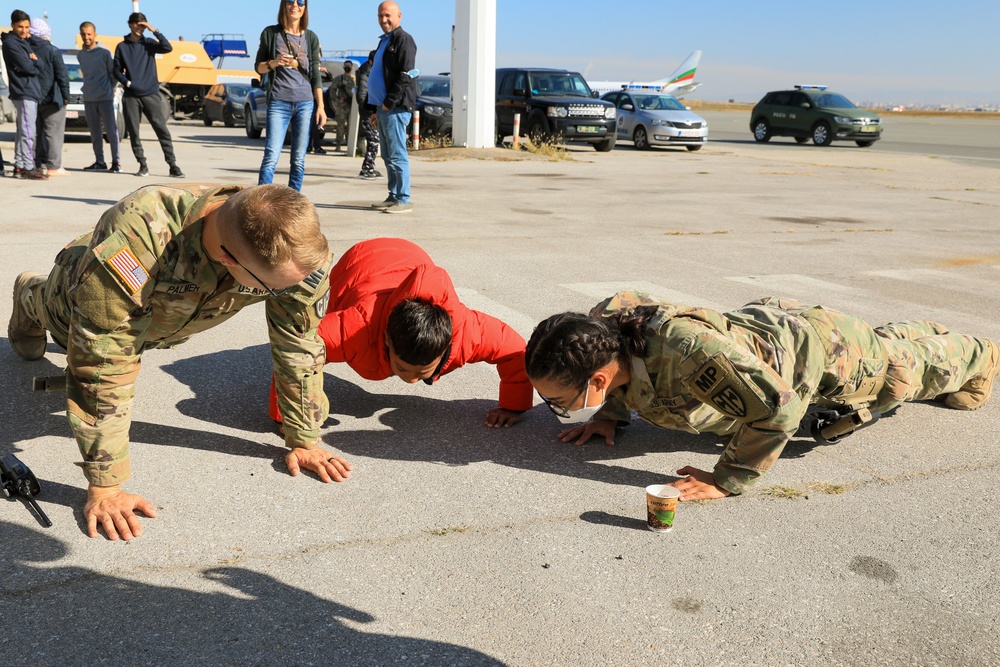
[
  {"x1": 559, "y1": 282, "x2": 726, "y2": 311},
  {"x1": 724, "y1": 274, "x2": 853, "y2": 294},
  {"x1": 867, "y1": 269, "x2": 1000, "y2": 296},
  {"x1": 455, "y1": 288, "x2": 538, "y2": 338}
]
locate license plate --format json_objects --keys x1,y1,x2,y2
[
  {"x1": 577, "y1": 126, "x2": 599, "y2": 134},
  {"x1": 861, "y1": 125, "x2": 878, "y2": 133},
  {"x1": 65, "y1": 110, "x2": 78, "y2": 119}
]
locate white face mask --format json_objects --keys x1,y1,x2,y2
[{"x1": 556, "y1": 384, "x2": 607, "y2": 425}]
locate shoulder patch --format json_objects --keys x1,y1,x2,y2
[
  {"x1": 107, "y1": 247, "x2": 150, "y2": 295},
  {"x1": 684, "y1": 353, "x2": 773, "y2": 422},
  {"x1": 302, "y1": 265, "x2": 326, "y2": 290}
]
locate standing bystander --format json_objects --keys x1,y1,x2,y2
[
  {"x1": 2, "y1": 9, "x2": 46, "y2": 179},
  {"x1": 368, "y1": 1, "x2": 416, "y2": 214},
  {"x1": 113, "y1": 11, "x2": 184, "y2": 178},
  {"x1": 329, "y1": 59, "x2": 355, "y2": 151},
  {"x1": 78, "y1": 21, "x2": 122, "y2": 173},
  {"x1": 29, "y1": 18, "x2": 69, "y2": 177},
  {"x1": 254, "y1": 0, "x2": 326, "y2": 192},
  {"x1": 355, "y1": 50, "x2": 381, "y2": 179}
]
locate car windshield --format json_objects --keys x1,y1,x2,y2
[
  {"x1": 634, "y1": 94, "x2": 686, "y2": 111},
  {"x1": 528, "y1": 72, "x2": 592, "y2": 97},
  {"x1": 226, "y1": 85, "x2": 251, "y2": 97},
  {"x1": 418, "y1": 79, "x2": 450, "y2": 98},
  {"x1": 64, "y1": 63, "x2": 83, "y2": 83},
  {"x1": 812, "y1": 93, "x2": 856, "y2": 109}
]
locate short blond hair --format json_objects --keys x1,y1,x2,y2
[{"x1": 227, "y1": 185, "x2": 329, "y2": 271}]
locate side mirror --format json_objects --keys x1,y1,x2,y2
[
  {"x1": 685, "y1": 105, "x2": 692, "y2": 110},
  {"x1": 251, "y1": 78, "x2": 261, "y2": 89},
  {"x1": 591, "y1": 90, "x2": 599, "y2": 99},
  {"x1": 800, "y1": 102, "x2": 811, "y2": 109},
  {"x1": 621, "y1": 103, "x2": 634, "y2": 111},
  {"x1": 513, "y1": 88, "x2": 527, "y2": 97}
]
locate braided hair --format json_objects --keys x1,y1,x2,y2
[{"x1": 525, "y1": 309, "x2": 653, "y2": 387}]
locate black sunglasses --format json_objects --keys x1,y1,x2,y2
[
  {"x1": 220, "y1": 244, "x2": 289, "y2": 298},
  {"x1": 285, "y1": 0, "x2": 306, "y2": 6},
  {"x1": 538, "y1": 383, "x2": 589, "y2": 419}
]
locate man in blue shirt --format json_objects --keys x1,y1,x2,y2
[{"x1": 367, "y1": 2, "x2": 417, "y2": 215}]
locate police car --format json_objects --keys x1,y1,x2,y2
[
  {"x1": 601, "y1": 90, "x2": 707, "y2": 151},
  {"x1": 750, "y1": 85, "x2": 882, "y2": 147}
]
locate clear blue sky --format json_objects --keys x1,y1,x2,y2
[{"x1": 13, "y1": 0, "x2": 1000, "y2": 106}]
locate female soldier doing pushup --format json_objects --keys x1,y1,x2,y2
[{"x1": 524, "y1": 292, "x2": 998, "y2": 501}]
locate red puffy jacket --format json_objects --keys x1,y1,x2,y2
[{"x1": 270, "y1": 238, "x2": 533, "y2": 421}]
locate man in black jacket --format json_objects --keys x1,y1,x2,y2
[
  {"x1": 367, "y1": 2, "x2": 416, "y2": 215},
  {"x1": 2, "y1": 9, "x2": 46, "y2": 179},
  {"x1": 113, "y1": 11, "x2": 183, "y2": 178}
]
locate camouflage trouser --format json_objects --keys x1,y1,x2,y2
[{"x1": 333, "y1": 108, "x2": 351, "y2": 148}]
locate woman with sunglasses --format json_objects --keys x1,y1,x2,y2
[
  {"x1": 525, "y1": 291, "x2": 998, "y2": 502},
  {"x1": 254, "y1": 0, "x2": 326, "y2": 191}
]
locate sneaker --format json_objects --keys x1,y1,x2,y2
[
  {"x1": 944, "y1": 340, "x2": 1000, "y2": 411},
  {"x1": 108, "y1": 163, "x2": 122, "y2": 174},
  {"x1": 48, "y1": 167, "x2": 69, "y2": 176},
  {"x1": 25, "y1": 168, "x2": 48, "y2": 180},
  {"x1": 136, "y1": 164, "x2": 149, "y2": 177},
  {"x1": 313, "y1": 147, "x2": 327, "y2": 155},
  {"x1": 168, "y1": 165, "x2": 185, "y2": 178},
  {"x1": 371, "y1": 196, "x2": 396, "y2": 210},
  {"x1": 359, "y1": 171, "x2": 382, "y2": 180},
  {"x1": 38, "y1": 166, "x2": 48, "y2": 177},
  {"x1": 8, "y1": 272, "x2": 47, "y2": 361},
  {"x1": 383, "y1": 201, "x2": 413, "y2": 215},
  {"x1": 84, "y1": 161, "x2": 108, "y2": 171}
]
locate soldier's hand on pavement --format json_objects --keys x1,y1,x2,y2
[
  {"x1": 670, "y1": 466, "x2": 731, "y2": 501},
  {"x1": 485, "y1": 407, "x2": 524, "y2": 428},
  {"x1": 285, "y1": 447, "x2": 352, "y2": 483},
  {"x1": 84, "y1": 484, "x2": 157, "y2": 541},
  {"x1": 556, "y1": 419, "x2": 617, "y2": 446}
]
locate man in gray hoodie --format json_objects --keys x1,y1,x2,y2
[
  {"x1": 78, "y1": 21, "x2": 121, "y2": 173},
  {"x1": 29, "y1": 17, "x2": 69, "y2": 176}
]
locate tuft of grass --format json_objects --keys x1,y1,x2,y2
[
  {"x1": 516, "y1": 136, "x2": 572, "y2": 161},
  {"x1": 760, "y1": 485, "x2": 804, "y2": 499},
  {"x1": 410, "y1": 133, "x2": 453, "y2": 150},
  {"x1": 426, "y1": 525, "x2": 470, "y2": 537},
  {"x1": 808, "y1": 482, "x2": 848, "y2": 495}
]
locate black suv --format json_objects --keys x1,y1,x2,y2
[
  {"x1": 750, "y1": 85, "x2": 883, "y2": 147},
  {"x1": 495, "y1": 68, "x2": 616, "y2": 151}
]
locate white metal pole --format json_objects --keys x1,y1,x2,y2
[
  {"x1": 512, "y1": 113, "x2": 520, "y2": 148},
  {"x1": 412, "y1": 110, "x2": 420, "y2": 151}
]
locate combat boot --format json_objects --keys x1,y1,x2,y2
[
  {"x1": 944, "y1": 340, "x2": 1000, "y2": 411},
  {"x1": 8, "y1": 272, "x2": 47, "y2": 361}
]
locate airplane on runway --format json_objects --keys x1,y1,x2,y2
[{"x1": 588, "y1": 50, "x2": 702, "y2": 98}]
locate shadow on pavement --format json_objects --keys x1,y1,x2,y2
[
  {"x1": 31, "y1": 194, "x2": 119, "y2": 207},
  {"x1": 0, "y1": 521, "x2": 507, "y2": 666}
]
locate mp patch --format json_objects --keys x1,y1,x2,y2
[
  {"x1": 685, "y1": 353, "x2": 772, "y2": 422},
  {"x1": 107, "y1": 247, "x2": 149, "y2": 295}
]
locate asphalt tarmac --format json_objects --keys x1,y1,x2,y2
[{"x1": 1, "y1": 114, "x2": 998, "y2": 666}]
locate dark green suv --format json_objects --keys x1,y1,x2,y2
[{"x1": 750, "y1": 85, "x2": 882, "y2": 147}]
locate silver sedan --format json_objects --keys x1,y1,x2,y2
[{"x1": 601, "y1": 91, "x2": 708, "y2": 151}]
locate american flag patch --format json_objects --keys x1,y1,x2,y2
[{"x1": 108, "y1": 247, "x2": 149, "y2": 294}]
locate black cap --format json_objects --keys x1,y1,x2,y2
[{"x1": 128, "y1": 12, "x2": 147, "y2": 24}]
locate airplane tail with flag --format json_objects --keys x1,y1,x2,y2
[{"x1": 586, "y1": 50, "x2": 703, "y2": 98}]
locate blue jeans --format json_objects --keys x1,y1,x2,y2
[
  {"x1": 258, "y1": 99, "x2": 314, "y2": 192},
  {"x1": 377, "y1": 107, "x2": 412, "y2": 204}
]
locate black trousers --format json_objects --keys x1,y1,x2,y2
[{"x1": 123, "y1": 94, "x2": 176, "y2": 166}]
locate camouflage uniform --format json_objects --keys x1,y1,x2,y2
[
  {"x1": 328, "y1": 71, "x2": 355, "y2": 149},
  {"x1": 18, "y1": 184, "x2": 332, "y2": 486},
  {"x1": 590, "y1": 291, "x2": 996, "y2": 495}
]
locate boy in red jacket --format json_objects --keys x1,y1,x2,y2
[{"x1": 270, "y1": 238, "x2": 533, "y2": 429}]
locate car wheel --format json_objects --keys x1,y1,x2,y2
[
  {"x1": 632, "y1": 126, "x2": 650, "y2": 150},
  {"x1": 203, "y1": 115, "x2": 213, "y2": 127},
  {"x1": 752, "y1": 118, "x2": 771, "y2": 142},
  {"x1": 526, "y1": 116, "x2": 549, "y2": 144},
  {"x1": 223, "y1": 108, "x2": 235, "y2": 128},
  {"x1": 245, "y1": 106, "x2": 262, "y2": 139},
  {"x1": 855, "y1": 140, "x2": 875, "y2": 148},
  {"x1": 686, "y1": 144, "x2": 702, "y2": 151},
  {"x1": 812, "y1": 122, "x2": 833, "y2": 146},
  {"x1": 794, "y1": 136, "x2": 809, "y2": 144}
]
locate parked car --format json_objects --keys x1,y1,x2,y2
[
  {"x1": 495, "y1": 67, "x2": 616, "y2": 151},
  {"x1": 202, "y1": 82, "x2": 250, "y2": 127},
  {"x1": 245, "y1": 63, "x2": 348, "y2": 140},
  {"x1": 601, "y1": 90, "x2": 707, "y2": 151},
  {"x1": 750, "y1": 85, "x2": 883, "y2": 147},
  {"x1": 412, "y1": 74, "x2": 452, "y2": 137},
  {"x1": 62, "y1": 52, "x2": 125, "y2": 140}
]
